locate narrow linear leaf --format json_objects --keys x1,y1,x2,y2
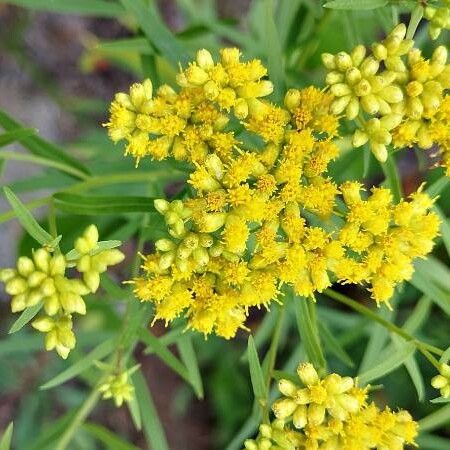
[
  {"x1": 247, "y1": 335, "x2": 266, "y2": 400},
  {"x1": 133, "y1": 369, "x2": 169, "y2": 450},
  {"x1": 324, "y1": 0, "x2": 388, "y2": 10},
  {"x1": 0, "y1": 128, "x2": 36, "y2": 147},
  {"x1": 3, "y1": 187, "x2": 54, "y2": 246},
  {"x1": 319, "y1": 322, "x2": 354, "y2": 368},
  {"x1": 419, "y1": 403, "x2": 450, "y2": 432},
  {"x1": 417, "y1": 433, "x2": 450, "y2": 450},
  {"x1": 427, "y1": 176, "x2": 450, "y2": 198},
  {"x1": 0, "y1": 422, "x2": 13, "y2": 450},
  {"x1": 295, "y1": 298, "x2": 326, "y2": 372},
  {"x1": 440, "y1": 344, "x2": 450, "y2": 364},
  {"x1": 138, "y1": 330, "x2": 191, "y2": 384},
  {"x1": 65, "y1": 240, "x2": 122, "y2": 261},
  {"x1": 3, "y1": 0, "x2": 124, "y2": 17},
  {"x1": 83, "y1": 423, "x2": 139, "y2": 450},
  {"x1": 358, "y1": 341, "x2": 416, "y2": 385},
  {"x1": 40, "y1": 339, "x2": 116, "y2": 390},
  {"x1": 53, "y1": 192, "x2": 155, "y2": 215},
  {"x1": 430, "y1": 397, "x2": 450, "y2": 404},
  {"x1": 434, "y1": 206, "x2": 450, "y2": 258},
  {"x1": 177, "y1": 336, "x2": 204, "y2": 399},
  {"x1": 97, "y1": 37, "x2": 154, "y2": 54},
  {"x1": 0, "y1": 110, "x2": 89, "y2": 178},
  {"x1": 119, "y1": 0, "x2": 190, "y2": 67},
  {"x1": 9, "y1": 303, "x2": 43, "y2": 334},
  {"x1": 127, "y1": 394, "x2": 142, "y2": 431}
]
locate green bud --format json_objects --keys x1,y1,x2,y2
[
  {"x1": 209, "y1": 243, "x2": 224, "y2": 257},
  {"x1": 176, "y1": 257, "x2": 190, "y2": 273},
  {"x1": 297, "y1": 362, "x2": 319, "y2": 386},
  {"x1": 205, "y1": 154, "x2": 224, "y2": 180},
  {"x1": 41, "y1": 278, "x2": 56, "y2": 296},
  {"x1": 154, "y1": 199, "x2": 170, "y2": 215},
  {"x1": 372, "y1": 43, "x2": 387, "y2": 61},
  {"x1": 330, "y1": 95, "x2": 351, "y2": 115},
  {"x1": 353, "y1": 130, "x2": 369, "y2": 148},
  {"x1": 380, "y1": 85, "x2": 403, "y2": 103},
  {"x1": 361, "y1": 94, "x2": 380, "y2": 115},
  {"x1": 199, "y1": 233, "x2": 213, "y2": 248},
  {"x1": 155, "y1": 239, "x2": 176, "y2": 252},
  {"x1": 169, "y1": 219, "x2": 186, "y2": 239},
  {"x1": 159, "y1": 251, "x2": 175, "y2": 270},
  {"x1": 177, "y1": 243, "x2": 193, "y2": 260},
  {"x1": 193, "y1": 247, "x2": 209, "y2": 266},
  {"x1": 360, "y1": 57, "x2": 379, "y2": 77}
]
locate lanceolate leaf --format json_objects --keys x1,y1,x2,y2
[
  {"x1": 0, "y1": 423, "x2": 13, "y2": 450},
  {"x1": 53, "y1": 193, "x2": 155, "y2": 215},
  {"x1": 83, "y1": 423, "x2": 139, "y2": 450},
  {"x1": 177, "y1": 336, "x2": 204, "y2": 399},
  {"x1": 0, "y1": 128, "x2": 36, "y2": 147},
  {"x1": 247, "y1": 335, "x2": 266, "y2": 401},
  {"x1": 8, "y1": 303, "x2": 43, "y2": 335},
  {"x1": 324, "y1": 0, "x2": 388, "y2": 10},
  {"x1": 0, "y1": 110, "x2": 89, "y2": 178},
  {"x1": 3, "y1": 187, "x2": 54, "y2": 246}
]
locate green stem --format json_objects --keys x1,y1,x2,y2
[
  {"x1": 324, "y1": 288, "x2": 443, "y2": 367},
  {"x1": 406, "y1": 5, "x2": 424, "y2": 40},
  {"x1": 262, "y1": 305, "x2": 285, "y2": 422},
  {"x1": 54, "y1": 387, "x2": 101, "y2": 450}
]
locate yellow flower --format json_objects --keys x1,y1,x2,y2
[
  {"x1": 431, "y1": 363, "x2": 450, "y2": 398},
  {"x1": 99, "y1": 370, "x2": 135, "y2": 407}
]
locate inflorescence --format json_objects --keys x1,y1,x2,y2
[
  {"x1": 244, "y1": 362, "x2": 418, "y2": 450},
  {"x1": 105, "y1": 42, "x2": 443, "y2": 339}
]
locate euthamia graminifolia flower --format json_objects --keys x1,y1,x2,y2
[
  {"x1": 425, "y1": 1, "x2": 450, "y2": 40},
  {"x1": 0, "y1": 225, "x2": 124, "y2": 359},
  {"x1": 99, "y1": 369, "x2": 135, "y2": 407},
  {"x1": 245, "y1": 362, "x2": 418, "y2": 450},
  {"x1": 431, "y1": 363, "x2": 450, "y2": 398},
  {"x1": 323, "y1": 24, "x2": 450, "y2": 165}
]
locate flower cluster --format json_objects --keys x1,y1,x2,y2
[
  {"x1": 431, "y1": 362, "x2": 450, "y2": 399},
  {"x1": 323, "y1": 24, "x2": 450, "y2": 165},
  {"x1": 107, "y1": 48, "x2": 439, "y2": 339},
  {"x1": 99, "y1": 369, "x2": 135, "y2": 407},
  {"x1": 244, "y1": 362, "x2": 418, "y2": 450},
  {"x1": 0, "y1": 225, "x2": 124, "y2": 358},
  {"x1": 425, "y1": 1, "x2": 450, "y2": 40}
]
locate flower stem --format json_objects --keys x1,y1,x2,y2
[
  {"x1": 381, "y1": 151, "x2": 403, "y2": 203},
  {"x1": 324, "y1": 288, "x2": 443, "y2": 367},
  {"x1": 406, "y1": 5, "x2": 424, "y2": 40}
]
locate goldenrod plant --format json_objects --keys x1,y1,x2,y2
[{"x1": 0, "y1": 1, "x2": 449, "y2": 449}]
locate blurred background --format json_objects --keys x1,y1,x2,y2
[{"x1": 0, "y1": 1, "x2": 449, "y2": 449}]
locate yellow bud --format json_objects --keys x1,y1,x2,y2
[
  {"x1": 354, "y1": 79, "x2": 372, "y2": 97},
  {"x1": 284, "y1": 89, "x2": 300, "y2": 110},
  {"x1": 380, "y1": 85, "x2": 403, "y2": 103},
  {"x1": 331, "y1": 95, "x2": 351, "y2": 115},
  {"x1": 239, "y1": 80, "x2": 273, "y2": 98},
  {"x1": 406, "y1": 97, "x2": 424, "y2": 119},
  {"x1": 175, "y1": 257, "x2": 190, "y2": 273},
  {"x1": 41, "y1": 278, "x2": 56, "y2": 296},
  {"x1": 28, "y1": 271, "x2": 46, "y2": 288},
  {"x1": 335, "y1": 52, "x2": 352, "y2": 71},
  {"x1": 84, "y1": 271, "x2": 100, "y2": 293},
  {"x1": 297, "y1": 362, "x2": 319, "y2": 386},
  {"x1": 431, "y1": 374, "x2": 448, "y2": 389},
  {"x1": 371, "y1": 143, "x2": 388, "y2": 162},
  {"x1": 196, "y1": 49, "x2": 214, "y2": 69},
  {"x1": 372, "y1": 43, "x2": 388, "y2": 60},
  {"x1": 220, "y1": 47, "x2": 240, "y2": 66},
  {"x1": 326, "y1": 71, "x2": 344, "y2": 85},
  {"x1": 199, "y1": 234, "x2": 213, "y2": 248},
  {"x1": 0, "y1": 268, "x2": 16, "y2": 282},
  {"x1": 330, "y1": 83, "x2": 351, "y2": 97},
  {"x1": 33, "y1": 248, "x2": 50, "y2": 272},
  {"x1": 204, "y1": 80, "x2": 219, "y2": 100},
  {"x1": 11, "y1": 294, "x2": 27, "y2": 313},
  {"x1": 440, "y1": 363, "x2": 450, "y2": 377},
  {"x1": 209, "y1": 243, "x2": 224, "y2": 257},
  {"x1": 361, "y1": 94, "x2": 380, "y2": 115},
  {"x1": 177, "y1": 243, "x2": 193, "y2": 260},
  {"x1": 169, "y1": 220, "x2": 186, "y2": 239},
  {"x1": 352, "y1": 129, "x2": 369, "y2": 147},
  {"x1": 185, "y1": 65, "x2": 209, "y2": 85},
  {"x1": 193, "y1": 247, "x2": 209, "y2": 266},
  {"x1": 234, "y1": 98, "x2": 249, "y2": 119},
  {"x1": 159, "y1": 251, "x2": 175, "y2": 270},
  {"x1": 380, "y1": 113, "x2": 403, "y2": 130},
  {"x1": 155, "y1": 239, "x2": 176, "y2": 252},
  {"x1": 154, "y1": 199, "x2": 170, "y2": 215},
  {"x1": 308, "y1": 404, "x2": 326, "y2": 426},
  {"x1": 32, "y1": 316, "x2": 54, "y2": 333},
  {"x1": 205, "y1": 154, "x2": 224, "y2": 180},
  {"x1": 278, "y1": 379, "x2": 298, "y2": 397},
  {"x1": 77, "y1": 255, "x2": 91, "y2": 272},
  {"x1": 102, "y1": 249, "x2": 125, "y2": 267},
  {"x1": 44, "y1": 294, "x2": 60, "y2": 316},
  {"x1": 406, "y1": 80, "x2": 423, "y2": 98},
  {"x1": 360, "y1": 57, "x2": 379, "y2": 77},
  {"x1": 345, "y1": 67, "x2": 362, "y2": 85},
  {"x1": 351, "y1": 45, "x2": 366, "y2": 66},
  {"x1": 321, "y1": 53, "x2": 336, "y2": 69},
  {"x1": 17, "y1": 257, "x2": 34, "y2": 276},
  {"x1": 75, "y1": 237, "x2": 90, "y2": 255},
  {"x1": 199, "y1": 213, "x2": 226, "y2": 233},
  {"x1": 272, "y1": 398, "x2": 297, "y2": 419}
]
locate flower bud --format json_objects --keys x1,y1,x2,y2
[
  {"x1": 326, "y1": 71, "x2": 344, "y2": 85},
  {"x1": 278, "y1": 379, "x2": 297, "y2": 397},
  {"x1": 220, "y1": 47, "x2": 240, "y2": 66},
  {"x1": 199, "y1": 213, "x2": 226, "y2": 233},
  {"x1": 297, "y1": 362, "x2": 319, "y2": 386},
  {"x1": 321, "y1": 53, "x2": 336, "y2": 69},
  {"x1": 331, "y1": 95, "x2": 351, "y2": 115},
  {"x1": 361, "y1": 95, "x2": 379, "y2": 115},
  {"x1": 33, "y1": 248, "x2": 50, "y2": 273},
  {"x1": 159, "y1": 251, "x2": 175, "y2": 270},
  {"x1": 84, "y1": 271, "x2": 100, "y2": 293},
  {"x1": 354, "y1": 79, "x2": 372, "y2": 97},
  {"x1": 154, "y1": 199, "x2": 170, "y2": 215},
  {"x1": 155, "y1": 239, "x2": 176, "y2": 252},
  {"x1": 284, "y1": 89, "x2": 300, "y2": 110},
  {"x1": 11, "y1": 294, "x2": 27, "y2": 313},
  {"x1": 372, "y1": 43, "x2": 388, "y2": 61},
  {"x1": 308, "y1": 404, "x2": 326, "y2": 426},
  {"x1": 360, "y1": 57, "x2": 379, "y2": 77},
  {"x1": 0, "y1": 268, "x2": 16, "y2": 282},
  {"x1": 351, "y1": 45, "x2": 366, "y2": 66},
  {"x1": 272, "y1": 398, "x2": 297, "y2": 419},
  {"x1": 371, "y1": 143, "x2": 388, "y2": 162},
  {"x1": 380, "y1": 85, "x2": 403, "y2": 103},
  {"x1": 330, "y1": 83, "x2": 351, "y2": 97},
  {"x1": 345, "y1": 67, "x2": 361, "y2": 85},
  {"x1": 204, "y1": 80, "x2": 219, "y2": 100},
  {"x1": 32, "y1": 316, "x2": 54, "y2": 333},
  {"x1": 335, "y1": 52, "x2": 352, "y2": 71},
  {"x1": 44, "y1": 294, "x2": 60, "y2": 316},
  {"x1": 28, "y1": 271, "x2": 46, "y2": 288},
  {"x1": 209, "y1": 243, "x2": 224, "y2": 257},
  {"x1": 193, "y1": 247, "x2": 210, "y2": 266},
  {"x1": 185, "y1": 65, "x2": 209, "y2": 86},
  {"x1": 17, "y1": 257, "x2": 34, "y2": 276},
  {"x1": 196, "y1": 49, "x2": 214, "y2": 69}
]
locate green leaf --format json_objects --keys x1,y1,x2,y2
[
  {"x1": 127, "y1": 394, "x2": 142, "y2": 431},
  {"x1": 3, "y1": 0, "x2": 125, "y2": 16},
  {"x1": 83, "y1": 423, "x2": 139, "y2": 450},
  {"x1": 0, "y1": 128, "x2": 36, "y2": 147},
  {"x1": 411, "y1": 263, "x2": 450, "y2": 315},
  {"x1": 9, "y1": 303, "x2": 43, "y2": 334},
  {"x1": 417, "y1": 433, "x2": 450, "y2": 450},
  {"x1": 430, "y1": 397, "x2": 450, "y2": 404},
  {"x1": 427, "y1": 176, "x2": 450, "y2": 198},
  {"x1": 419, "y1": 403, "x2": 450, "y2": 432},
  {"x1": 247, "y1": 335, "x2": 266, "y2": 401},
  {"x1": 119, "y1": 0, "x2": 190, "y2": 68},
  {"x1": 0, "y1": 423, "x2": 13, "y2": 450},
  {"x1": 40, "y1": 339, "x2": 116, "y2": 390},
  {"x1": 434, "y1": 206, "x2": 450, "y2": 258},
  {"x1": 53, "y1": 192, "x2": 155, "y2": 215},
  {"x1": 358, "y1": 341, "x2": 415, "y2": 385},
  {"x1": 264, "y1": 0, "x2": 285, "y2": 102},
  {"x1": 295, "y1": 297, "x2": 326, "y2": 373},
  {"x1": 138, "y1": 330, "x2": 191, "y2": 385},
  {"x1": 96, "y1": 37, "x2": 154, "y2": 54},
  {"x1": 439, "y1": 344, "x2": 450, "y2": 364},
  {"x1": 0, "y1": 110, "x2": 89, "y2": 178},
  {"x1": 319, "y1": 322, "x2": 354, "y2": 368},
  {"x1": 177, "y1": 336, "x2": 204, "y2": 399},
  {"x1": 3, "y1": 187, "x2": 54, "y2": 246},
  {"x1": 65, "y1": 240, "x2": 122, "y2": 261},
  {"x1": 133, "y1": 369, "x2": 169, "y2": 450},
  {"x1": 381, "y1": 152, "x2": 402, "y2": 203},
  {"x1": 324, "y1": 0, "x2": 388, "y2": 9}
]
